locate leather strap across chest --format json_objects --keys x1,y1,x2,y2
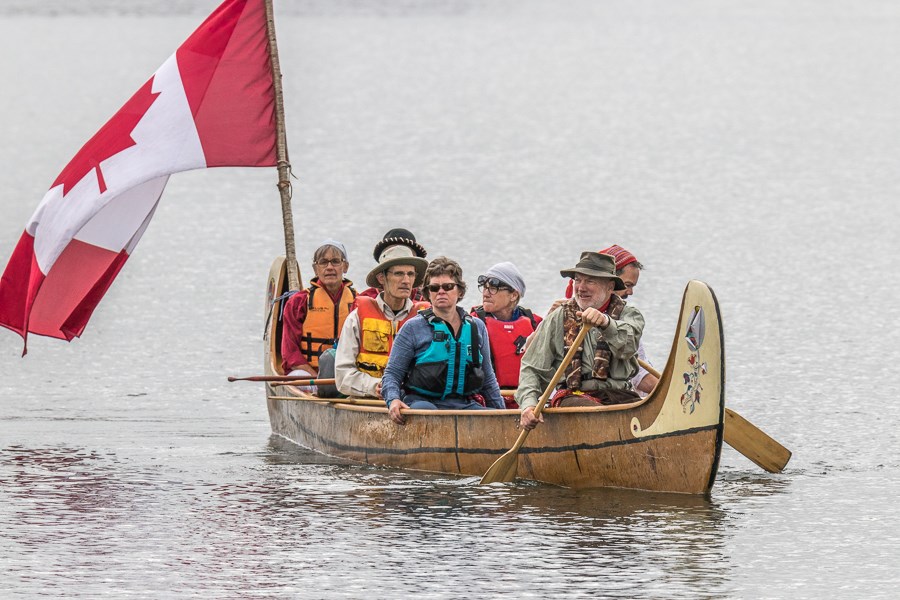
[{"x1": 561, "y1": 295, "x2": 624, "y2": 390}]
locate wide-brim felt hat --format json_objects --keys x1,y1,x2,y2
[
  {"x1": 560, "y1": 251, "x2": 625, "y2": 290},
  {"x1": 372, "y1": 228, "x2": 427, "y2": 261},
  {"x1": 366, "y1": 244, "x2": 428, "y2": 288}
]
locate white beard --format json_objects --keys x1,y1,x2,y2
[{"x1": 574, "y1": 296, "x2": 591, "y2": 311}]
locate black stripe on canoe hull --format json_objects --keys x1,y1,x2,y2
[{"x1": 279, "y1": 408, "x2": 720, "y2": 459}]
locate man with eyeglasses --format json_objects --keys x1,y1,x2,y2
[
  {"x1": 357, "y1": 228, "x2": 428, "y2": 302},
  {"x1": 334, "y1": 241, "x2": 430, "y2": 399},
  {"x1": 517, "y1": 252, "x2": 645, "y2": 431},
  {"x1": 470, "y1": 262, "x2": 542, "y2": 408},
  {"x1": 281, "y1": 240, "x2": 357, "y2": 388}
]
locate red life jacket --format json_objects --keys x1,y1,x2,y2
[{"x1": 472, "y1": 306, "x2": 540, "y2": 406}]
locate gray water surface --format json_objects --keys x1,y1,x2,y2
[{"x1": 2, "y1": 1, "x2": 899, "y2": 598}]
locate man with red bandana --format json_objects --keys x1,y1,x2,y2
[{"x1": 518, "y1": 252, "x2": 644, "y2": 431}]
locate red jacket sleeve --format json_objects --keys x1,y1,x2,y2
[{"x1": 280, "y1": 290, "x2": 311, "y2": 374}]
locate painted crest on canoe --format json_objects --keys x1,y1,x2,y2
[{"x1": 681, "y1": 306, "x2": 708, "y2": 414}]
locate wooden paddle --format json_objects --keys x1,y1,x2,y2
[
  {"x1": 637, "y1": 359, "x2": 791, "y2": 473},
  {"x1": 481, "y1": 323, "x2": 592, "y2": 484},
  {"x1": 228, "y1": 375, "x2": 335, "y2": 385}
]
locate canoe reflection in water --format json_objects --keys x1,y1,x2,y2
[{"x1": 261, "y1": 437, "x2": 736, "y2": 595}]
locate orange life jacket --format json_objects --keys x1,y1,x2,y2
[
  {"x1": 301, "y1": 281, "x2": 356, "y2": 368},
  {"x1": 355, "y1": 296, "x2": 429, "y2": 377}
]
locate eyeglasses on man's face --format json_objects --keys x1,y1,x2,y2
[
  {"x1": 386, "y1": 268, "x2": 416, "y2": 280},
  {"x1": 315, "y1": 258, "x2": 344, "y2": 267},
  {"x1": 477, "y1": 275, "x2": 512, "y2": 294},
  {"x1": 427, "y1": 282, "x2": 458, "y2": 293}
]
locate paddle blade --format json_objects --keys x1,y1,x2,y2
[
  {"x1": 480, "y1": 449, "x2": 520, "y2": 484},
  {"x1": 724, "y1": 408, "x2": 792, "y2": 473}
]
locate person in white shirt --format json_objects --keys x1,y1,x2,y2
[{"x1": 334, "y1": 237, "x2": 429, "y2": 398}]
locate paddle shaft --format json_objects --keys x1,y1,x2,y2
[
  {"x1": 637, "y1": 359, "x2": 791, "y2": 473},
  {"x1": 530, "y1": 324, "x2": 592, "y2": 419},
  {"x1": 508, "y1": 326, "x2": 589, "y2": 450},
  {"x1": 228, "y1": 375, "x2": 334, "y2": 384},
  {"x1": 637, "y1": 359, "x2": 660, "y2": 381},
  {"x1": 480, "y1": 323, "x2": 592, "y2": 484}
]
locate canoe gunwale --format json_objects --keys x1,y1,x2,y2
[{"x1": 271, "y1": 388, "x2": 650, "y2": 415}]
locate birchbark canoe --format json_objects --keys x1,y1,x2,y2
[{"x1": 262, "y1": 257, "x2": 725, "y2": 494}]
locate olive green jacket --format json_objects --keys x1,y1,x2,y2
[{"x1": 514, "y1": 303, "x2": 644, "y2": 410}]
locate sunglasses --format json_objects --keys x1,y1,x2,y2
[
  {"x1": 427, "y1": 282, "x2": 459, "y2": 293},
  {"x1": 477, "y1": 275, "x2": 512, "y2": 293}
]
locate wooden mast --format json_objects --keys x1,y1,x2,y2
[{"x1": 264, "y1": 0, "x2": 301, "y2": 291}]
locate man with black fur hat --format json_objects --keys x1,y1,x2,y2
[
  {"x1": 356, "y1": 228, "x2": 428, "y2": 302},
  {"x1": 517, "y1": 252, "x2": 645, "y2": 431},
  {"x1": 334, "y1": 232, "x2": 431, "y2": 398}
]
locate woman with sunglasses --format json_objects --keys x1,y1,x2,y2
[
  {"x1": 470, "y1": 262, "x2": 543, "y2": 408},
  {"x1": 280, "y1": 240, "x2": 357, "y2": 392},
  {"x1": 381, "y1": 257, "x2": 504, "y2": 425}
]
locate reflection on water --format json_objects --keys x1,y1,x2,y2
[
  {"x1": 257, "y1": 436, "x2": 734, "y2": 598},
  {"x1": 716, "y1": 471, "x2": 794, "y2": 497},
  {"x1": 3, "y1": 446, "x2": 135, "y2": 523},
  {"x1": 0, "y1": 432, "x2": 886, "y2": 598}
]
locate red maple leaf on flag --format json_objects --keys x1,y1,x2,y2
[{"x1": 53, "y1": 78, "x2": 161, "y2": 196}]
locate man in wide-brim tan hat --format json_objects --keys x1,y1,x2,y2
[
  {"x1": 335, "y1": 240, "x2": 430, "y2": 399},
  {"x1": 517, "y1": 251, "x2": 645, "y2": 430}
]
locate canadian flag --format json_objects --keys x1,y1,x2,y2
[{"x1": 0, "y1": 0, "x2": 277, "y2": 351}]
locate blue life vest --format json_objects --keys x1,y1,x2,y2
[{"x1": 404, "y1": 308, "x2": 485, "y2": 400}]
